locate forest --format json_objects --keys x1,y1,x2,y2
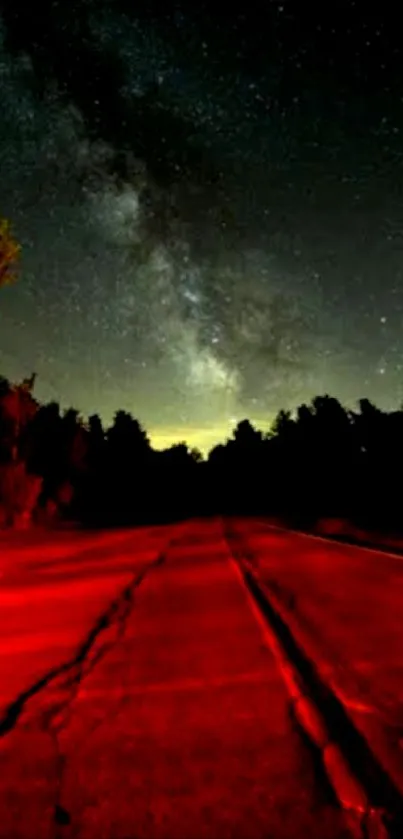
[{"x1": 0, "y1": 372, "x2": 400, "y2": 534}]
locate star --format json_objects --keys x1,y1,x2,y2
[{"x1": 0, "y1": 3, "x2": 402, "y2": 454}]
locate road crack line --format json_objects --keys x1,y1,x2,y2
[
  {"x1": 223, "y1": 520, "x2": 401, "y2": 839},
  {"x1": 0, "y1": 538, "x2": 174, "y2": 836}
]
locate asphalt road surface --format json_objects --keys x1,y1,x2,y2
[
  {"x1": 227, "y1": 518, "x2": 403, "y2": 803},
  {"x1": 0, "y1": 517, "x2": 398, "y2": 838}
]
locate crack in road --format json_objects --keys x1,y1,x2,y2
[
  {"x1": 223, "y1": 522, "x2": 403, "y2": 839},
  {"x1": 0, "y1": 537, "x2": 176, "y2": 836},
  {"x1": 0, "y1": 551, "x2": 167, "y2": 738}
]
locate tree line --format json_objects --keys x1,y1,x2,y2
[{"x1": 0, "y1": 375, "x2": 400, "y2": 533}]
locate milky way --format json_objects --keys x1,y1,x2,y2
[{"x1": 1, "y1": 4, "x2": 403, "y2": 452}]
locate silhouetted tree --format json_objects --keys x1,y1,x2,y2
[
  {"x1": 76, "y1": 413, "x2": 105, "y2": 524},
  {"x1": 1, "y1": 363, "x2": 403, "y2": 536},
  {"x1": 102, "y1": 411, "x2": 152, "y2": 525},
  {"x1": 0, "y1": 374, "x2": 41, "y2": 526}
]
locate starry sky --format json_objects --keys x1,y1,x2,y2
[{"x1": 1, "y1": 1, "x2": 403, "y2": 454}]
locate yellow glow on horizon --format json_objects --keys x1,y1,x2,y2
[{"x1": 149, "y1": 417, "x2": 274, "y2": 457}]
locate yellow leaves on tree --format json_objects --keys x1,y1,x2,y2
[{"x1": 0, "y1": 218, "x2": 21, "y2": 287}]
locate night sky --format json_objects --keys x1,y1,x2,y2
[{"x1": 1, "y1": 2, "x2": 403, "y2": 454}]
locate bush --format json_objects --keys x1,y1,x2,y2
[{"x1": 0, "y1": 461, "x2": 42, "y2": 527}]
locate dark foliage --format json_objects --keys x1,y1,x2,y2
[{"x1": 0, "y1": 373, "x2": 402, "y2": 533}]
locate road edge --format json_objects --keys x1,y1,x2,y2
[{"x1": 224, "y1": 530, "x2": 394, "y2": 839}]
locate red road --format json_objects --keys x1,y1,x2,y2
[
  {"x1": 0, "y1": 526, "x2": 173, "y2": 712},
  {"x1": 228, "y1": 518, "x2": 403, "y2": 810},
  {"x1": 0, "y1": 517, "x2": 397, "y2": 837}
]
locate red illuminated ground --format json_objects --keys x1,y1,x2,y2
[
  {"x1": 229, "y1": 519, "x2": 403, "y2": 803},
  {"x1": 0, "y1": 517, "x2": 401, "y2": 837}
]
